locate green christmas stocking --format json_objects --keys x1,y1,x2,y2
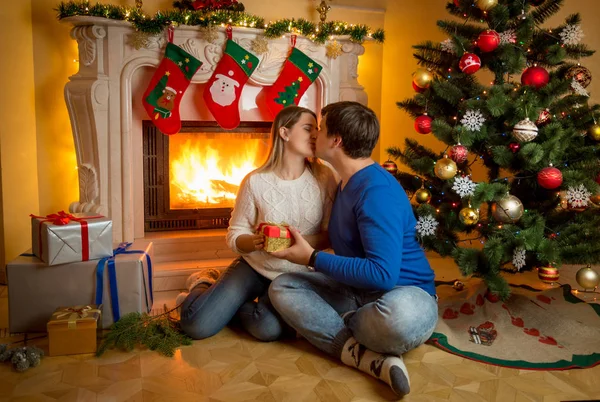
[
  {"x1": 143, "y1": 29, "x2": 203, "y2": 135},
  {"x1": 265, "y1": 42, "x2": 322, "y2": 118}
]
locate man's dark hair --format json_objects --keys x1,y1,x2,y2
[{"x1": 321, "y1": 101, "x2": 379, "y2": 159}]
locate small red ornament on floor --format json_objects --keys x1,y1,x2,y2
[
  {"x1": 414, "y1": 114, "x2": 433, "y2": 134},
  {"x1": 521, "y1": 66, "x2": 549, "y2": 89},
  {"x1": 537, "y1": 166, "x2": 563, "y2": 189},
  {"x1": 459, "y1": 53, "x2": 481, "y2": 74},
  {"x1": 477, "y1": 30, "x2": 500, "y2": 52}
]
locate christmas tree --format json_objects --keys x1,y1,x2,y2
[
  {"x1": 389, "y1": 0, "x2": 600, "y2": 298},
  {"x1": 274, "y1": 80, "x2": 300, "y2": 107}
]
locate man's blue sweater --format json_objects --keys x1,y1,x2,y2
[{"x1": 314, "y1": 163, "x2": 436, "y2": 295}]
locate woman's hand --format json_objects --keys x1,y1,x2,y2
[{"x1": 236, "y1": 234, "x2": 265, "y2": 254}]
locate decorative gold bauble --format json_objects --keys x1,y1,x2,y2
[
  {"x1": 588, "y1": 124, "x2": 600, "y2": 141},
  {"x1": 413, "y1": 68, "x2": 433, "y2": 89},
  {"x1": 326, "y1": 40, "x2": 343, "y2": 59},
  {"x1": 459, "y1": 207, "x2": 480, "y2": 225},
  {"x1": 589, "y1": 194, "x2": 600, "y2": 205},
  {"x1": 491, "y1": 195, "x2": 524, "y2": 223},
  {"x1": 576, "y1": 265, "x2": 600, "y2": 289},
  {"x1": 251, "y1": 36, "x2": 269, "y2": 55},
  {"x1": 434, "y1": 157, "x2": 458, "y2": 180},
  {"x1": 415, "y1": 188, "x2": 432, "y2": 204},
  {"x1": 476, "y1": 0, "x2": 498, "y2": 11}
]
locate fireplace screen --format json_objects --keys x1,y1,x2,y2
[{"x1": 143, "y1": 121, "x2": 271, "y2": 231}]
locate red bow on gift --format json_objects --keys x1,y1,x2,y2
[{"x1": 30, "y1": 210, "x2": 74, "y2": 225}]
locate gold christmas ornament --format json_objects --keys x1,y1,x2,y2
[
  {"x1": 199, "y1": 26, "x2": 219, "y2": 43},
  {"x1": 576, "y1": 265, "x2": 600, "y2": 289},
  {"x1": 588, "y1": 124, "x2": 600, "y2": 141},
  {"x1": 129, "y1": 31, "x2": 152, "y2": 50},
  {"x1": 491, "y1": 194, "x2": 524, "y2": 223},
  {"x1": 513, "y1": 118, "x2": 539, "y2": 142},
  {"x1": 251, "y1": 36, "x2": 269, "y2": 55},
  {"x1": 434, "y1": 157, "x2": 458, "y2": 180},
  {"x1": 476, "y1": 0, "x2": 498, "y2": 11},
  {"x1": 589, "y1": 194, "x2": 600, "y2": 205},
  {"x1": 415, "y1": 188, "x2": 432, "y2": 204},
  {"x1": 413, "y1": 68, "x2": 433, "y2": 89},
  {"x1": 135, "y1": 0, "x2": 143, "y2": 9},
  {"x1": 459, "y1": 207, "x2": 480, "y2": 225},
  {"x1": 326, "y1": 40, "x2": 343, "y2": 59}
]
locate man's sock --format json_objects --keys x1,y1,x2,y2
[{"x1": 340, "y1": 337, "x2": 410, "y2": 397}]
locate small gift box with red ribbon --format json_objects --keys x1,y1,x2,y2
[
  {"x1": 257, "y1": 222, "x2": 291, "y2": 253},
  {"x1": 30, "y1": 211, "x2": 113, "y2": 266},
  {"x1": 47, "y1": 305, "x2": 101, "y2": 356}
]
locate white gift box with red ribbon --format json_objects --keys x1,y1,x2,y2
[{"x1": 30, "y1": 211, "x2": 113, "y2": 266}]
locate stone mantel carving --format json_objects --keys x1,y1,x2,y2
[{"x1": 62, "y1": 16, "x2": 368, "y2": 242}]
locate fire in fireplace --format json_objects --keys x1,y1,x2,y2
[{"x1": 143, "y1": 121, "x2": 271, "y2": 231}]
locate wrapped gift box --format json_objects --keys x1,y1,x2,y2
[
  {"x1": 7, "y1": 241, "x2": 153, "y2": 333},
  {"x1": 31, "y1": 211, "x2": 113, "y2": 265},
  {"x1": 257, "y1": 223, "x2": 291, "y2": 253},
  {"x1": 47, "y1": 305, "x2": 101, "y2": 356}
]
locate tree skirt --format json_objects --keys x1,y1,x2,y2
[{"x1": 428, "y1": 279, "x2": 600, "y2": 369}]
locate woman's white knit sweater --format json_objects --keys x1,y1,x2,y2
[{"x1": 226, "y1": 167, "x2": 336, "y2": 280}]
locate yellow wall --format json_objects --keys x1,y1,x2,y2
[{"x1": 0, "y1": 0, "x2": 40, "y2": 274}]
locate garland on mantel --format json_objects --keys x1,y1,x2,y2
[{"x1": 55, "y1": 1, "x2": 385, "y2": 44}]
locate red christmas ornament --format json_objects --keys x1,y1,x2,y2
[
  {"x1": 508, "y1": 142, "x2": 521, "y2": 153},
  {"x1": 414, "y1": 114, "x2": 433, "y2": 134},
  {"x1": 596, "y1": 172, "x2": 600, "y2": 185},
  {"x1": 412, "y1": 81, "x2": 425, "y2": 93},
  {"x1": 477, "y1": 30, "x2": 500, "y2": 53},
  {"x1": 382, "y1": 160, "x2": 398, "y2": 175},
  {"x1": 453, "y1": 0, "x2": 460, "y2": 6},
  {"x1": 459, "y1": 53, "x2": 481, "y2": 74},
  {"x1": 449, "y1": 144, "x2": 468, "y2": 163},
  {"x1": 537, "y1": 166, "x2": 563, "y2": 189},
  {"x1": 521, "y1": 66, "x2": 549, "y2": 89},
  {"x1": 536, "y1": 109, "x2": 552, "y2": 126}
]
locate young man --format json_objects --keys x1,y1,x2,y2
[{"x1": 269, "y1": 101, "x2": 438, "y2": 397}]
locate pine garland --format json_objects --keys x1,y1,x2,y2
[
  {"x1": 55, "y1": 1, "x2": 385, "y2": 44},
  {"x1": 97, "y1": 306, "x2": 192, "y2": 357}
]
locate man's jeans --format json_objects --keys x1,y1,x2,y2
[
  {"x1": 269, "y1": 272, "x2": 439, "y2": 357},
  {"x1": 180, "y1": 257, "x2": 287, "y2": 341}
]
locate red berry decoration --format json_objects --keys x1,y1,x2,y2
[
  {"x1": 414, "y1": 114, "x2": 433, "y2": 134},
  {"x1": 459, "y1": 53, "x2": 481, "y2": 74},
  {"x1": 412, "y1": 81, "x2": 425, "y2": 93},
  {"x1": 477, "y1": 30, "x2": 500, "y2": 53},
  {"x1": 537, "y1": 166, "x2": 563, "y2": 189},
  {"x1": 382, "y1": 160, "x2": 398, "y2": 175},
  {"x1": 449, "y1": 144, "x2": 468, "y2": 163},
  {"x1": 536, "y1": 108, "x2": 552, "y2": 126},
  {"x1": 508, "y1": 142, "x2": 521, "y2": 153},
  {"x1": 521, "y1": 66, "x2": 549, "y2": 89}
]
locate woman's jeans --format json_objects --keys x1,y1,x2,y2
[
  {"x1": 180, "y1": 257, "x2": 288, "y2": 341},
  {"x1": 269, "y1": 272, "x2": 439, "y2": 358}
]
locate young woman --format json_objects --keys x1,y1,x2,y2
[{"x1": 178, "y1": 106, "x2": 337, "y2": 341}]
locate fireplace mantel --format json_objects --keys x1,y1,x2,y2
[{"x1": 62, "y1": 16, "x2": 369, "y2": 242}]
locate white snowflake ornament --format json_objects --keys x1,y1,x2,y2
[
  {"x1": 560, "y1": 24, "x2": 584, "y2": 46},
  {"x1": 452, "y1": 176, "x2": 478, "y2": 198},
  {"x1": 416, "y1": 215, "x2": 439, "y2": 237},
  {"x1": 461, "y1": 109, "x2": 485, "y2": 132},
  {"x1": 566, "y1": 184, "x2": 591, "y2": 208},
  {"x1": 571, "y1": 78, "x2": 589, "y2": 97},
  {"x1": 499, "y1": 29, "x2": 517, "y2": 45},
  {"x1": 512, "y1": 247, "x2": 526, "y2": 271},
  {"x1": 441, "y1": 38, "x2": 456, "y2": 54}
]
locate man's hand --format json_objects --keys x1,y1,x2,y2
[
  {"x1": 270, "y1": 227, "x2": 314, "y2": 265},
  {"x1": 236, "y1": 234, "x2": 265, "y2": 254}
]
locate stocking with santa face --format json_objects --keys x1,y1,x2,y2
[
  {"x1": 203, "y1": 27, "x2": 259, "y2": 129},
  {"x1": 142, "y1": 27, "x2": 203, "y2": 135}
]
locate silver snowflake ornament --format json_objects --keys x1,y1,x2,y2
[
  {"x1": 440, "y1": 38, "x2": 456, "y2": 54},
  {"x1": 499, "y1": 29, "x2": 516, "y2": 45},
  {"x1": 416, "y1": 215, "x2": 439, "y2": 237},
  {"x1": 559, "y1": 24, "x2": 584, "y2": 46},
  {"x1": 461, "y1": 109, "x2": 485, "y2": 132},
  {"x1": 452, "y1": 176, "x2": 477, "y2": 198},
  {"x1": 566, "y1": 184, "x2": 591, "y2": 208},
  {"x1": 512, "y1": 247, "x2": 526, "y2": 271},
  {"x1": 571, "y1": 78, "x2": 589, "y2": 97}
]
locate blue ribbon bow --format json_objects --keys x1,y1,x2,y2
[{"x1": 95, "y1": 242, "x2": 153, "y2": 322}]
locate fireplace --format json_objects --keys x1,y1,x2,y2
[{"x1": 143, "y1": 121, "x2": 271, "y2": 231}]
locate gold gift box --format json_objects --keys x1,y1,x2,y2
[
  {"x1": 258, "y1": 223, "x2": 291, "y2": 253},
  {"x1": 47, "y1": 305, "x2": 101, "y2": 356}
]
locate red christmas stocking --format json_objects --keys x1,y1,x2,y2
[
  {"x1": 142, "y1": 28, "x2": 203, "y2": 135},
  {"x1": 265, "y1": 39, "x2": 322, "y2": 117},
  {"x1": 203, "y1": 27, "x2": 259, "y2": 130}
]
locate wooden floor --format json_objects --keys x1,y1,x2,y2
[{"x1": 1, "y1": 264, "x2": 600, "y2": 401}]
